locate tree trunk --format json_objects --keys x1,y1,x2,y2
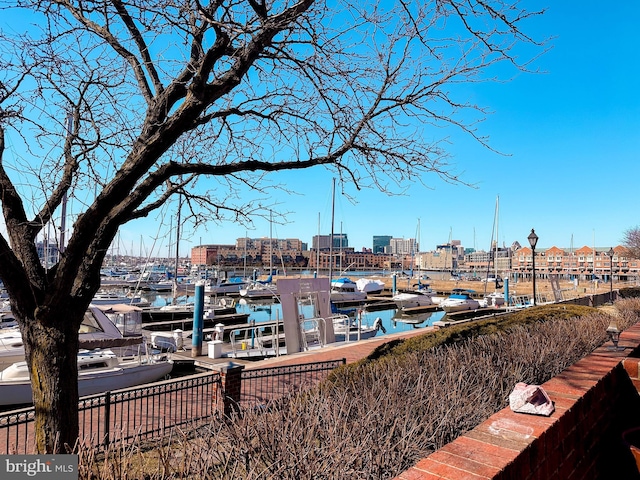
[{"x1": 21, "y1": 313, "x2": 81, "y2": 454}]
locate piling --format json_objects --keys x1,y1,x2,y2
[{"x1": 192, "y1": 282, "x2": 204, "y2": 357}]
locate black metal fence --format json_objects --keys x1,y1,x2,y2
[
  {"x1": 0, "y1": 370, "x2": 220, "y2": 454},
  {"x1": 239, "y1": 359, "x2": 346, "y2": 409},
  {"x1": 0, "y1": 358, "x2": 346, "y2": 454}
]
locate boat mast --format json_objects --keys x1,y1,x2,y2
[
  {"x1": 243, "y1": 230, "x2": 248, "y2": 279},
  {"x1": 339, "y1": 221, "x2": 343, "y2": 272},
  {"x1": 495, "y1": 195, "x2": 499, "y2": 281},
  {"x1": 484, "y1": 195, "x2": 499, "y2": 296},
  {"x1": 172, "y1": 194, "x2": 182, "y2": 303},
  {"x1": 328, "y1": 178, "x2": 335, "y2": 283},
  {"x1": 417, "y1": 218, "x2": 421, "y2": 289},
  {"x1": 316, "y1": 213, "x2": 320, "y2": 276},
  {"x1": 269, "y1": 209, "x2": 273, "y2": 276}
]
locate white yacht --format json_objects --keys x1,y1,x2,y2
[
  {"x1": 0, "y1": 305, "x2": 138, "y2": 371},
  {"x1": 392, "y1": 285, "x2": 437, "y2": 310},
  {"x1": 330, "y1": 278, "x2": 367, "y2": 302},
  {"x1": 0, "y1": 346, "x2": 172, "y2": 406},
  {"x1": 440, "y1": 289, "x2": 481, "y2": 313}
]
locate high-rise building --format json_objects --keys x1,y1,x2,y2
[
  {"x1": 312, "y1": 234, "x2": 348, "y2": 250},
  {"x1": 372, "y1": 235, "x2": 392, "y2": 253},
  {"x1": 389, "y1": 238, "x2": 417, "y2": 255}
]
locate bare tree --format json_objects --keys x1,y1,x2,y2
[
  {"x1": 0, "y1": 0, "x2": 544, "y2": 453},
  {"x1": 623, "y1": 227, "x2": 640, "y2": 259}
]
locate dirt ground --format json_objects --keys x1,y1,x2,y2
[{"x1": 379, "y1": 275, "x2": 625, "y2": 299}]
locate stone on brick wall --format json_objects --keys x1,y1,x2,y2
[{"x1": 508, "y1": 382, "x2": 555, "y2": 416}]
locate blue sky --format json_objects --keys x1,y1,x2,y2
[
  {"x1": 3, "y1": 3, "x2": 639, "y2": 259},
  {"x1": 147, "y1": 2, "x2": 636, "y2": 257}
]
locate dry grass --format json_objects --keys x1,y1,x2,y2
[
  {"x1": 388, "y1": 276, "x2": 627, "y2": 298},
  {"x1": 77, "y1": 298, "x2": 640, "y2": 479}
]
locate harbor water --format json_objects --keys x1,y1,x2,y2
[{"x1": 145, "y1": 292, "x2": 445, "y2": 338}]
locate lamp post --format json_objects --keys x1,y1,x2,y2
[
  {"x1": 609, "y1": 247, "x2": 614, "y2": 303},
  {"x1": 528, "y1": 229, "x2": 538, "y2": 306}
]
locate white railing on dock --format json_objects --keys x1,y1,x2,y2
[
  {"x1": 299, "y1": 317, "x2": 327, "y2": 350},
  {"x1": 229, "y1": 319, "x2": 284, "y2": 357}
]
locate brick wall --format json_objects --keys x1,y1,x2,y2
[
  {"x1": 396, "y1": 323, "x2": 640, "y2": 479},
  {"x1": 213, "y1": 362, "x2": 245, "y2": 417}
]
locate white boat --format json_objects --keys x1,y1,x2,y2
[
  {"x1": 239, "y1": 276, "x2": 279, "y2": 299},
  {"x1": 479, "y1": 291, "x2": 506, "y2": 308},
  {"x1": 204, "y1": 278, "x2": 248, "y2": 295},
  {"x1": 334, "y1": 314, "x2": 384, "y2": 341},
  {"x1": 147, "y1": 280, "x2": 174, "y2": 292},
  {"x1": 392, "y1": 311, "x2": 434, "y2": 326},
  {"x1": 0, "y1": 347, "x2": 173, "y2": 406},
  {"x1": 92, "y1": 291, "x2": 148, "y2": 306},
  {"x1": 330, "y1": 278, "x2": 367, "y2": 302},
  {"x1": 355, "y1": 278, "x2": 385, "y2": 295},
  {"x1": 392, "y1": 286, "x2": 436, "y2": 309},
  {"x1": 0, "y1": 304, "x2": 141, "y2": 371},
  {"x1": 301, "y1": 314, "x2": 383, "y2": 346},
  {"x1": 440, "y1": 289, "x2": 481, "y2": 313}
]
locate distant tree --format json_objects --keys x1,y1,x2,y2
[
  {"x1": 622, "y1": 227, "x2": 640, "y2": 259},
  {"x1": 0, "y1": 0, "x2": 545, "y2": 453}
]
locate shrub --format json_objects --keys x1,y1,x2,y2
[{"x1": 79, "y1": 301, "x2": 638, "y2": 479}]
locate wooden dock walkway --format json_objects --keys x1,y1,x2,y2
[{"x1": 172, "y1": 325, "x2": 434, "y2": 371}]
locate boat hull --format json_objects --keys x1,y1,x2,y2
[
  {"x1": 205, "y1": 281, "x2": 247, "y2": 294},
  {"x1": 239, "y1": 285, "x2": 278, "y2": 299},
  {"x1": 0, "y1": 358, "x2": 173, "y2": 406},
  {"x1": 440, "y1": 289, "x2": 480, "y2": 313},
  {"x1": 392, "y1": 292, "x2": 434, "y2": 309},
  {"x1": 330, "y1": 292, "x2": 367, "y2": 302},
  {"x1": 440, "y1": 300, "x2": 480, "y2": 313}
]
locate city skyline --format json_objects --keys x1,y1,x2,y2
[{"x1": 106, "y1": 229, "x2": 625, "y2": 260}]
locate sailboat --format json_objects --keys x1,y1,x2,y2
[
  {"x1": 239, "y1": 211, "x2": 279, "y2": 300},
  {"x1": 239, "y1": 275, "x2": 278, "y2": 299},
  {"x1": 0, "y1": 345, "x2": 173, "y2": 406},
  {"x1": 391, "y1": 219, "x2": 437, "y2": 309},
  {"x1": 480, "y1": 196, "x2": 506, "y2": 308},
  {"x1": 326, "y1": 180, "x2": 366, "y2": 303}
]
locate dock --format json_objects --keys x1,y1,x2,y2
[
  {"x1": 432, "y1": 307, "x2": 509, "y2": 328},
  {"x1": 141, "y1": 312, "x2": 249, "y2": 331},
  {"x1": 140, "y1": 306, "x2": 237, "y2": 323},
  {"x1": 400, "y1": 304, "x2": 442, "y2": 314}
]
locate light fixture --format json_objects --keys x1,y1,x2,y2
[
  {"x1": 606, "y1": 319, "x2": 622, "y2": 351},
  {"x1": 528, "y1": 229, "x2": 538, "y2": 306}
]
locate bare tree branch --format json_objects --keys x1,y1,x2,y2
[
  {"x1": 0, "y1": 0, "x2": 547, "y2": 453},
  {"x1": 623, "y1": 227, "x2": 640, "y2": 260}
]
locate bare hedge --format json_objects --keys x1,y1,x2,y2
[{"x1": 80, "y1": 299, "x2": 640, "y2": 479}]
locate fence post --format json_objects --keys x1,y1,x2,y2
[
  {"x1": 102, "y1": 392, "x2": 111, "y2": 448},
  {"x1": 214, "y1": 362, "x2": 245, "y2": 417}
]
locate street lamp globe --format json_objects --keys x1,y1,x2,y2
[{"x1": 528, "y1": 229, "x2": 538, "y2": 250}]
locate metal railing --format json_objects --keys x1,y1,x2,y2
[
  {"x1": 299, "y1": 317, "x2": 327, "y2": 349},
  {"x1": 229, "y1": 320, "x2": 284, "y2": 357},
  {"x1": 0, "y1": 358, "x2": 347, "y2": 454},
  {"x1": 0, "y1": 370, "x2": 221, "y2": 454},
  {"x1": 239, "y1": 359, "x2": 346, "y2": 409}
]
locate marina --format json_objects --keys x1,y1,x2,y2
[
  {"x1": 0, "y1": 266, "x2": 614, "y2": 408},
  {"x1": 90, "y1": 267, "x2": 578, "y2": 366}
]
